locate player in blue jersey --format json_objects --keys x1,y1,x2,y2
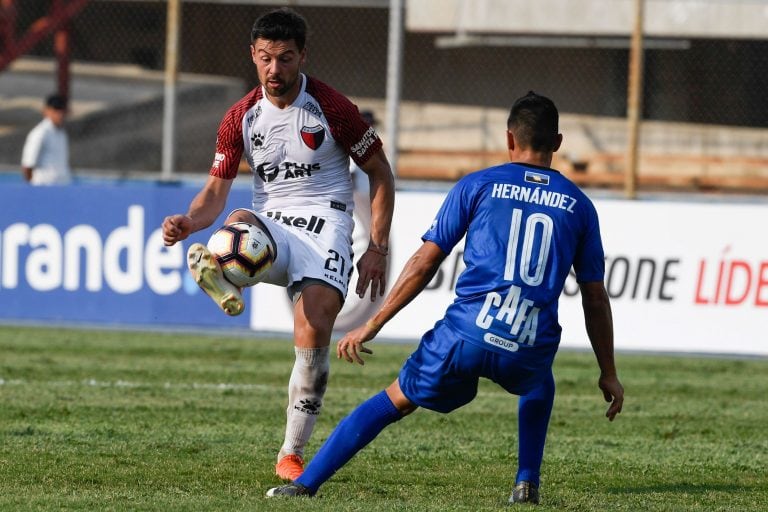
[{"x1": 266, "y1": 91, "x2": 624, "y2": 504}]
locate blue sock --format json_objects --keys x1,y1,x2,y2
[
  {"x1": 516, "y1": 370, "x2": 555, "y2": 487},
  {"x1": 295, "y1": 390, "x2": 402, "y2": 493}
]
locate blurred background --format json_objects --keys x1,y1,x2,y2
[{"x1": 1, "y1": 0, "x2": 767, "y2": 194}]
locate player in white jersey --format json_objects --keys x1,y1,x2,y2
[
  {"x1": 21, "y1": 94, "x2": 72, "y2": 186},
  {"x1": 161, "y1": 7, "x2": 395, "y2": 482}
]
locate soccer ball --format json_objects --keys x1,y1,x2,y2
[{"x1": 207, "y1": 222, "x2": 274, "y2": 287}]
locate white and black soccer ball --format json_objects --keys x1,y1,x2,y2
[{"x1": 207, "y1": 222, "x2": 274, "y2": 287}]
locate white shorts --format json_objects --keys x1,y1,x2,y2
[{"x1": 230, "y1": 207, "x2": 354, "y2": 301}]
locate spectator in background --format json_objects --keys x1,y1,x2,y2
[{"x1": 21, "y1": 94, "x2": 72, "y2": 186}]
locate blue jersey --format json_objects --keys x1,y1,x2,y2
[{"x1": 422, "y1": 163, "x2": 605, "y2": 360}]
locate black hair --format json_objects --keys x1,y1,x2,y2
[
  {"x1": 46, "y1": 94, "x2": 67, "y2": 110},
  {"x1": 251, "y1": 7, "x2": 308, "y2": 50},
  {"x1": 507, "y1": 91, "x2": 559, "y2": 152}
]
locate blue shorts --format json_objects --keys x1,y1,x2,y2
[{"x1": 398, "y1": 321, "x2": 554, "y2": 413}]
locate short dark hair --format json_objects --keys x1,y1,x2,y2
[
  {"x1": 507, "y1": 91, "x2": 559, "y2": 152},
  {"x1": 45, "y1": 94, "x2": 67, "y2": 110},
  {"x1": 251, "y1": 7, "x2": 308, "y2": 50}
]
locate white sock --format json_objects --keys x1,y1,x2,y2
[{"x1": 278, "y1": 346, "x2": 330, "y2": 460}]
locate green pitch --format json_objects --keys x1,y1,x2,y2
[{"x1": 1, "y1": 326, "x2": 766, "y2": 511}]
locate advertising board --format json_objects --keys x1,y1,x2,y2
[
  {"x1": 0, "y1": 181, "x2": 251, "y2": 328},
  {"x1": 1, "y1": 180, "x2": 765, "y2": 355},
  {"x1": 252, "y1": 192, "x2": 768, "y2": 356}
]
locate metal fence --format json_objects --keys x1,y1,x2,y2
[{"x1": 2, "y1": 0, "x2": 767, "y2": 193}]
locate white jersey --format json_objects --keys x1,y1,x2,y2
[
  {"x1": 209, "y1": 75, "x2": 382, "y2": 297},
  {"x1": 21, "y1": 118, "x2": 72, "y2": 186},
  {"x1": 210, "y1": 74, "x2": 382, "y2": 218}
]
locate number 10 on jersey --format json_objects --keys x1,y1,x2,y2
[{"x1": 476, "y1": 208, "x2": 553, "y2": 345}]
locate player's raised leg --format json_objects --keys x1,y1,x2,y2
[
  {"x1": 187, "y1": 242, "x2": 244, "y2": 316},
  {"x1": 187, "y1": 210, "x2": 275, "y2": 317}
]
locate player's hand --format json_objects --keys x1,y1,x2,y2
[
  {"x1": 162, "y1": 214, "x2": 193, "y2": 246},
  {"x1": 337, "y1": 322, "x2": 379, "y2": 365},
  {"x1": 355, "y1": 248, "x2": 387, "y2": 301},
  {"x1": 599, "y1": 373, "x2": 624, "y2": 421}
]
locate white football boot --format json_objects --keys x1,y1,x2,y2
[{"x1": 187, "y1": 243, "x2": 244, "y2": 316}]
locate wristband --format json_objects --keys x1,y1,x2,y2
[{"x1": 365, "y1": 320, "x2": 381, "y2": 331}]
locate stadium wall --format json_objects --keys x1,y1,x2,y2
[{"x1": 0, "y1": 179, "x2": 765, "y2": 356}]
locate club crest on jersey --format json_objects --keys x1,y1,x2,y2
[
  {"x1": 524, "y1": 171, "x2": 550, "y2": 186},
  {"x1": 300, "y1": 125, "x2": 325, "y2": 150}
]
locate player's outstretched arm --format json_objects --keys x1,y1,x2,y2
[
  {"x1": 338, "y1": 241, "x2": 445, "y2": 365},
  {"x1": 162, "y1": 214, "x2": 194, "y2": 246},
  {"x1": 579, "y1": 280, "x2": 624, "y2": 421},
  {"x1": 355, "y1": 149, "x2": 395, "y2": 301},
  {"x1": 162, "y1": 175, "x2": 234, "y2": 246}
]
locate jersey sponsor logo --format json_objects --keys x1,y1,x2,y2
[
  {"x1": 475, "y1": 284, "x2": 539, "y2": 346},
  {"x1": 351, "y1": 126, "x2": 377, "y2": 158},
  {"x1": 212, "y1": 152, "x2": 225, "y2": 169},
  {"x1": 246, "y1": 105, "x2": 262, "y2": 128},
  {"x1": 266, "y1": 210, "x2": 326, "y2": 234},
  {"x1": 330, "y1": 200, "x2": 346, "y2": 212},
  {"x1": 256, "y1": 162, "x2": 280, "y2": 182},
  {"x1": 300, "y1": 125, "x2": 325, "y2": 150},
  {"x1": 255, "y1": 161, "x2": 320, "y2": 182},
  {"x1": 302, "y1": 100, "x2": 322, "y2": 119},
  {"x1": 483, "y1": 332, "x2": 519, "y2": 352},
  {"x1": 524, "y1": 171, "x2": 550, "y2": 185}
]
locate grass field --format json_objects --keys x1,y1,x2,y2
[{"x1": 1, "y1": 325, "x2": 766, "y2": 511}]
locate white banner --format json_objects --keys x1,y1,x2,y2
[
  {"x1": 407, "y1": 0, "x2": 768, "y2": 39},
  {"x1": 250, "y1": 191, "x2": 768, "y2": 356}
]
